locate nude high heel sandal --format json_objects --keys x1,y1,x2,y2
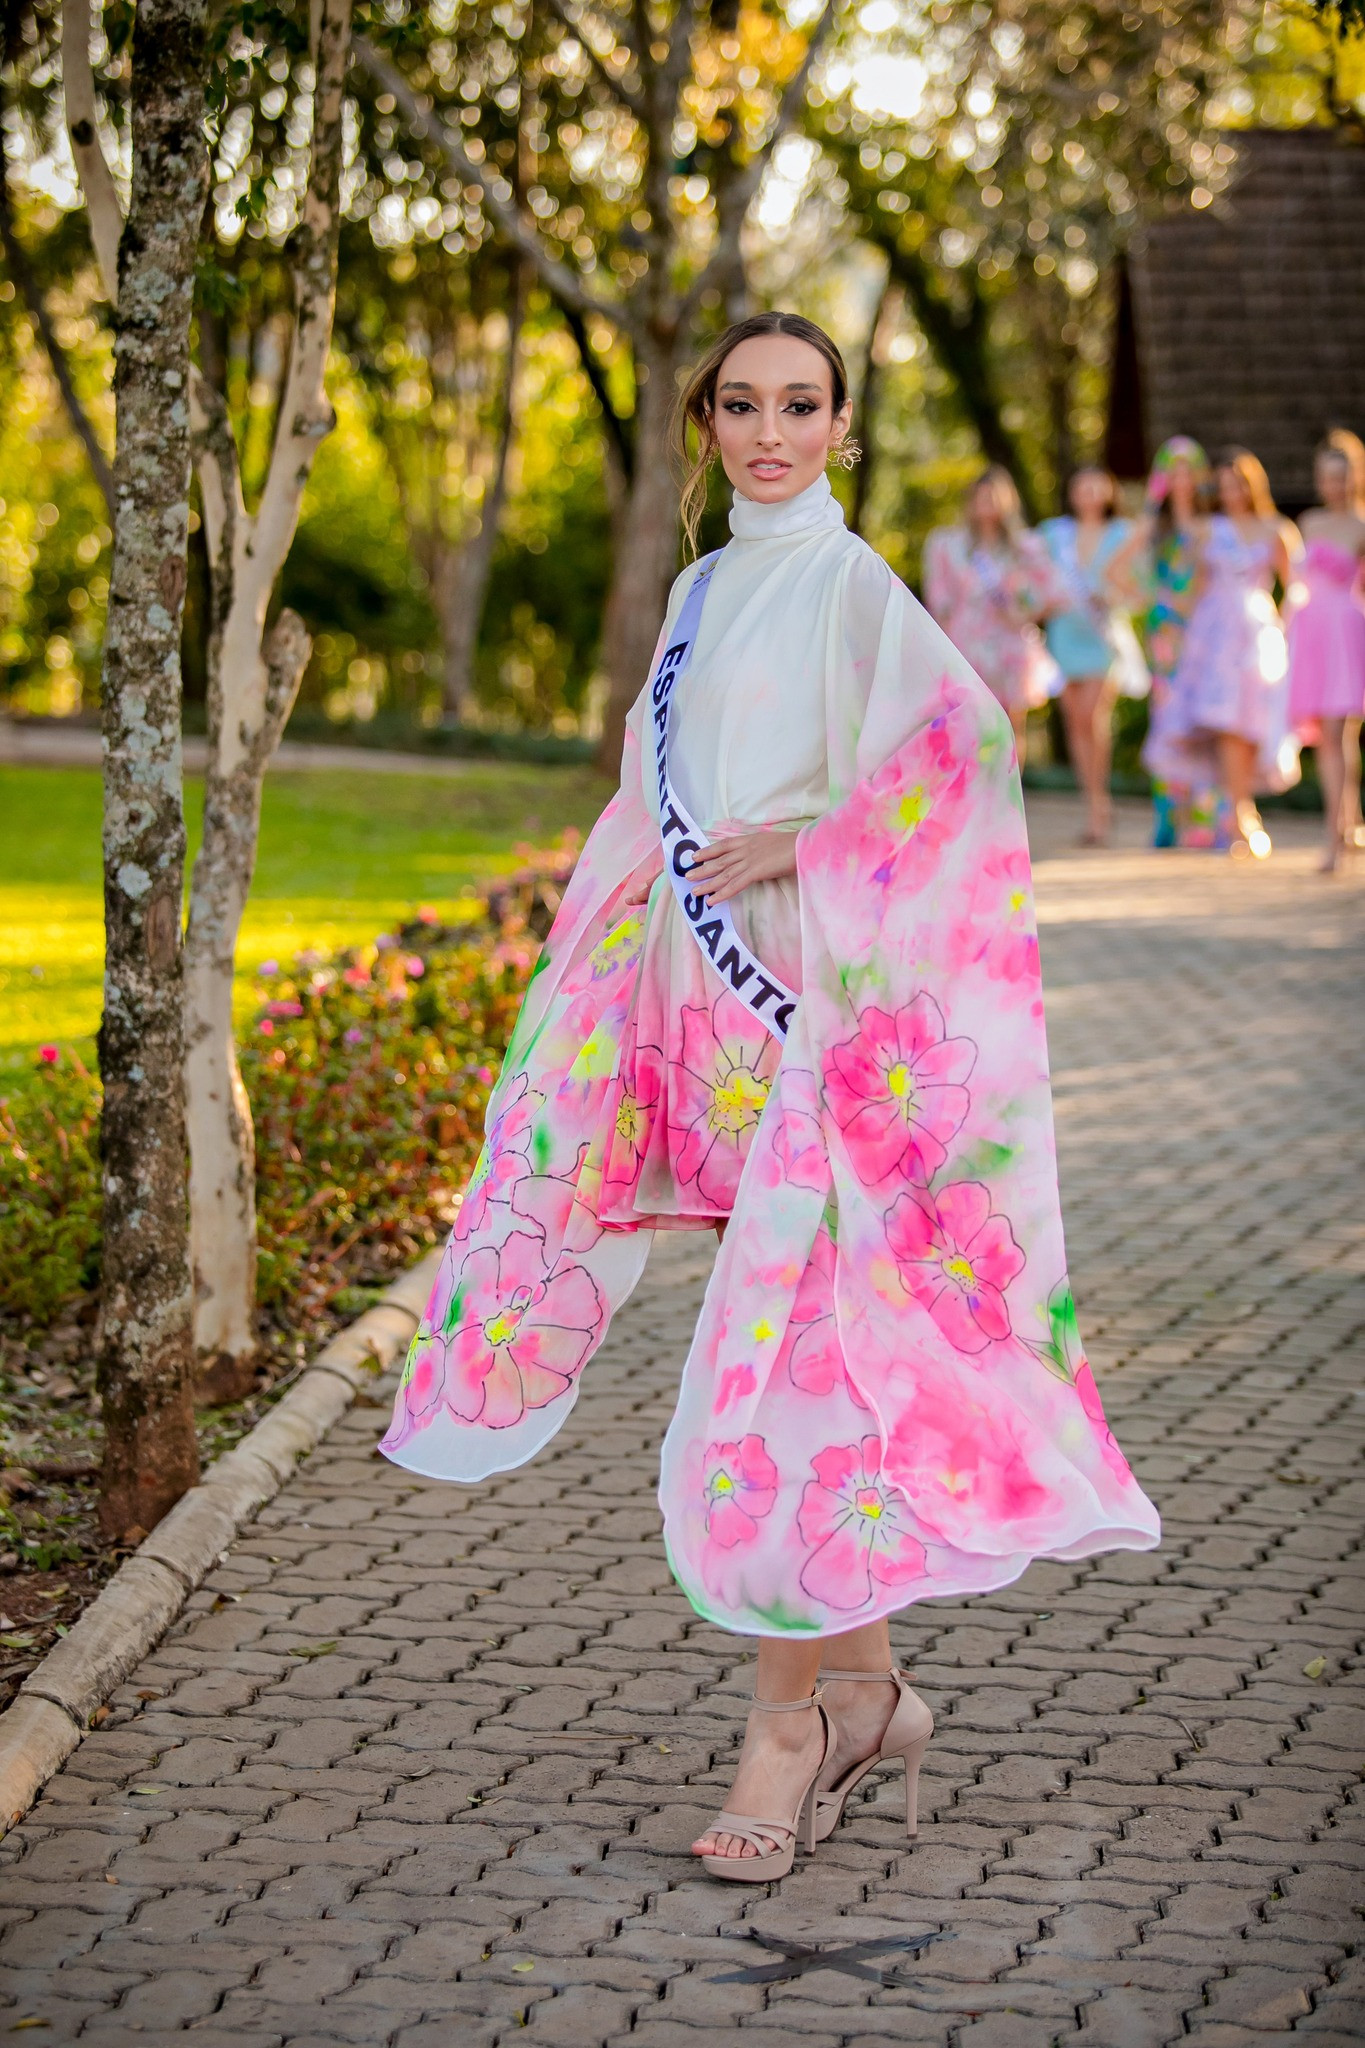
[
  {"x1": 812, "y1": 1666, "x2": 934, "y2": 1842},
  {"x1": 699, "y1": 1689, "x2": 834, "y2": 1883}
]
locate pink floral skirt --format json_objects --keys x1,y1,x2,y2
[{"x1": 591, "y1": 872, "x2": 802, "y2": 1228}]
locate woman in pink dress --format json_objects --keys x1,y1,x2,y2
[
  {"x1": 1287, "y1": 430, "x2": 1365, "y2": 872},
  {"x1": 1173, "y1": 448, "x2": 1301, "y2": 858},
  {"x1": 923, "y1": 466, "x2": 1062, "y2": 758}
]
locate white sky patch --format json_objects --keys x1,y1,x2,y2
[
  {"x1": 850, "y1": 54, "x2": 927, "y2": 121},
  {"x1": 754, "y1": 132, "x2": 818, "y2": 232}
]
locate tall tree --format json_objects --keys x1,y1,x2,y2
[
  {"x1": 66, "y1": 0, "x2": 354, "y2": 1399},
  {"x1": 95, "y1": 0, "x2": 206, "y2": 1538},
  {"x1": 357, "y1": 0, "x2": 834, "y2": 771},
  {"x1": 811, "y1": 0, "x2": 1258, "y2": 508}
]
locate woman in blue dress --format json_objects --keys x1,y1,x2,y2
[{"x1": 1040, "y1": 468, "x2": 1149, "y2": 846}]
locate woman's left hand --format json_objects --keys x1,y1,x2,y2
[{"x1": 683, "y1": 828, "x2": 799, "y2": 906}]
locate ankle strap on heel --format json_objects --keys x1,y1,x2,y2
[
  {"x1": 817, "y1": 1666, "x2": 911, "y2": 1682},
  {"x1": 749, "y1": 1686, "x2": 825, "y2": 1711}
]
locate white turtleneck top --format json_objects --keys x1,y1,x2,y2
[
  {"x1": 644, "y1": 472, "x2": 885, "y2": 834},
  {"x1": 631, "y1": 471, "x2": 895, "y2": 985}
]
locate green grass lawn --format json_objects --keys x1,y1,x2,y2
[{"x1": 0, "y1": 761, "x2": 613, "y2": 1072}]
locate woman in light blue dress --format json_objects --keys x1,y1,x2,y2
[{"x1": 1040, "y1": 468, "x2": 1149, "y2": 845}]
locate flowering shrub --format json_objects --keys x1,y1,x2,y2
[{"x1": 0, "y1": 837, "x2": 581, "y2": 1340}]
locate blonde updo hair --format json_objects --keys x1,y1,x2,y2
[{"x1": 672, "y1": 311, "x2": 851, "y2": 555}]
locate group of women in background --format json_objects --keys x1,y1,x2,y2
[{"x1": 923, "y1": 429, "x2": 1365, "y2": 872}]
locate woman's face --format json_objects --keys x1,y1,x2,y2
[
  {"x1": 1070, "y1": 468, "x2": 1112, "y2": 519},
  {"x1": 1218, "y1": 464, "x2": 1253, "y2": 517},
  {"x1": 712, "y1": 333, "x2": 852, "y2": 504},
  {"x1": 1167, "y1": 460, "x2": 1199, "y2": 519},
  {"x1": 1316, "y1": 450, "x2": 1351, "y2": 513},
  {"x1": 968, "y1": 478, "x2": 1004, "y2": 537}
]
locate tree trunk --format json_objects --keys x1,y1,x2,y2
[
  {"x1": 184, "y1": 612, "x2": 310, "y2": 1404},
  {"x1": 595, "y1": 341, "x2": 683, "y2": 774},
  {"x1": 95, "y1": 0, "x2": 207, "y2": 1540},
  {"x1": 183, "y1": 0, "x2": 351, "y2": 1399},
  {"x1": 438, "y1": 267, "x2": 524, "y2": 725},
  {"x1": 874, "y1": 230, "x2": 1042, "y2": 522}
]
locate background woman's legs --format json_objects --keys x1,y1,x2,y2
[
  {"x1": 692, "y1": 1621, "x2": 897, "y2": 1860},
  {"x1": 1316, "y1": 715, "x2": 1347, "y2": 870},
  {"x1": 1216, "y1": 731, "x2": 1267, "y2": 854},
  {"x1": 1341, "y1": 717, "x2": 1363, "y2": 847},
  {"x1": 1062, "y1": 674, "x2": 1115, "y2": 845}
]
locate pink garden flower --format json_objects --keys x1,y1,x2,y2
[
  {"x1": 37, "y1": 1044, "x2": 59, "y2": 1066},
  {"x1": 702, "y1": 1434, "x2": 778, "y2": 1547},
  {"x1": 669, "y1": 1000, "x2": 777, "y2": 1212},
  {"x1": 886, "y1": 1181, "x2": 1025, "y2": 1354},
  {"x1": 797, "y1": 1436, "x2": 927, "y2": 1610},
  {"x1": 453, "y1": 1072, "x2": 540, "y2": 1241},
  {"x1": 442, "y1": 1230, "x2": 603, "y2": 1428},
  {"x1": 823, "y1": 993, "x2": 975, "y2": 1189}
]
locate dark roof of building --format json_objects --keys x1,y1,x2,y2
[{"x1": 1122, "y1": 127, "x2": 1365, "y2": 508}]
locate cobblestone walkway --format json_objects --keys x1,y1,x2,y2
[{"x1": 4, "y1": 800, "x2": 1362, "y2": 2048}]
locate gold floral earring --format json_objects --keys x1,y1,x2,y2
[{"x1": 829, "y1": 437, "x2": 863, "y2": 471}]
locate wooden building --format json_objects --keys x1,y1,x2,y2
[{"x1": 1105, "y1": 127, "x2": 1365, "y2": 511}]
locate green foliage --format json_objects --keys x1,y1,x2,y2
[
  {"x1": 0, "y1": 1054, "x2": 102, "y2": 1323},
  {"x1": 0, "y1": 842, "x2": 585, "y2": 1340}
]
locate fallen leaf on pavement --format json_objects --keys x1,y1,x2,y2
[{"x1": 1302, "y1": 1656, "x2": 1327, "y2": 1680}]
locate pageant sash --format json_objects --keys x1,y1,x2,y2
[{"x1": 649, "y1": 552, "x2": 800, "y2": 1043}]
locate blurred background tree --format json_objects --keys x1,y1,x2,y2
[{"x1": 0, "y1": 0, "x2": 1362, "y2": 738}]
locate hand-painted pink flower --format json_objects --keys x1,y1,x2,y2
[
  {"x1": 779, "y1": 1227, "x2": 867, "y2": 1409},
  {"x1": 511, "y1": 1148, "x2": 602, "y2": 1255},
  {"x1": 823, "y1": 993, "x2": 975, "y2": 1188},
  {"x1": 797, "y1": 1436, "x2": 927, "y2": 1609},
  {"x1": 1074, "y1": 1361, "x2": 1133, "y2": 1484},
  {"x1": 702, "y1": 1434, "x2": 778, "y2": 1547},
  {"x1": 884, "y1": 1378, "x2": 1054, "y2": 1536},
  {"x1": 960, "y1": 843, "x2": 1039, "y2": 987},
  {"x1": 770, "y1": 1063, "x2": 830, "y2": 1194},
  {"x1": 886, "y1": 1181, "x2": 1025, "y2": 1354},
  {"x1": 670, "y1": 1001, "x2": 776, "y2": 1211},
  {"x1": 441, "y1": 1231, "x2": 603, "y2": 1428},
  {"x1": 603, "y1": 1040, "x2": 662, "y2": 1198},
  {"x1": 453, "y1": 1071, "x2": 540, "y2": 1241},
  {"x1": 381, "y1": 1321, "x2": 445, "y2": 1450}
]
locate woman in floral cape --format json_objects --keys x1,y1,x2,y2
[{"x1": 381, "y1": 314, "x2": 1160, "y2": 1879}]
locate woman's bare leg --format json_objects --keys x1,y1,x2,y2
[
  {"x1": 693, "y1": 1636, "x2": 826, "y2": 1859},
  {"x1": 692, "y1": 1619, "x2": 903, "y2": 1860},
  {"x1": 1062, "y1": 674, "x2": 1114, "y2": 844},
  {"x1": 1317, "y1": 717, "x2": 1347, "y2": 871},
  {"x1": 1009, "y1": 705, "x2": 1029, "y2": 766},
  {"x1": 1217, "y1": 732, "x2": 1263, "y2": 849},
  {"x1": 1342, "y1": 719, "x2": 1362, "y2": 843}
]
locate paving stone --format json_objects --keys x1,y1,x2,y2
[{"x1": 1, "y1": 805, "x2": 1361, "y2": 2046}]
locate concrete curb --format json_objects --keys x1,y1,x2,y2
[{"x1": 0, "y1": 1250, "x2": 439, "y2": 1834}]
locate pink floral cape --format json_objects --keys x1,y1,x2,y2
[{"x1": 381, "y1": 566, "x2": 1160, "y2": 1637}]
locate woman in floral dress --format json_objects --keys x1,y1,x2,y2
[
  {"x1": 381, "y1": 315, "x2": 1159, "y2": 1881},
  {"x1": 923, "y1": 467, "x2": 1063, "y2": 756},
  {"x1": 1135, "y1": 438, "x2": 1222, "y2": 847},
  {"x1": 1172, "y1": 448, "x2": 1301, "y2": 857}
]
